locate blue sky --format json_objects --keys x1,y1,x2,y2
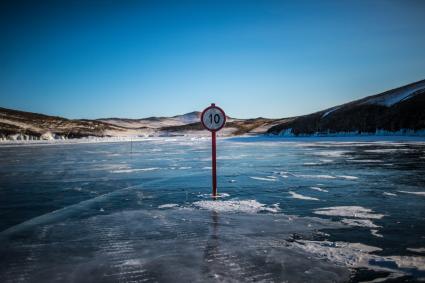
[{"x1": 1, "y1": 0, "x2": 425, "y2": 119}]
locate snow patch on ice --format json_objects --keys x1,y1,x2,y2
[
  {"x1": 249, "y1": 176, "x2": 277, "y2": 182},
  {"x1": 313, "y1": 150, "x2": 350, "y2": 158},
  {"x1": 338, "y1": 175, "x2": 359, "y2": 180},
  {"x1": 407, "y1": 248, "x2": 425, "y2": 254},
  {"x1": 158, "y1": 203, "x2": 179, "y2": 209},
  {"x1": 314, "y1": 206, "x2": 384, "y2": 219},
  {"x1": 303, "y1": 162, "x2": 319, "y2": 166},
  {"x1": 288, "y1": 191, "x2": 319, "y2": 201},
  {"x1": 111, "y1": 167, "x2": 160, "y2": 173},
  {"x1": 310, "y1": 187, "x2": 328, "y2": 193},
  {"x1": 347, "y1": 159, "x2": 383, "y2": 163},
  {"x1": 297, "y1": 174, "x2": 337, "y2": 179},
  {"x1": 370, "y1": 229, "x2": 383, "y2": 238},
  {"x1": 398, "y1": 190, "x2": 425, "y2": 196},
  {"x1": 383, "y1": 192, "x2": 397, "y2": 196},
  {"x1": 341, "y1": 218, "x2": 380, "y2": 228},
  {"x1": 364, "y1": 148, "x2": 412, "y2": 153},
  {"x1": 193, "y1": 200, "x2": 280, "y2": 213},
  {"x1": 120, "y1": 259, "x2": 144, "y2": 266},
  {"x1": 293, "y1": 239, "x2": 425, "y2": 279},
  {"x1": 197, "y1": 193, "x2": 230, "y2": 199}
]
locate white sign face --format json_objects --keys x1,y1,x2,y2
[{"x1": 201, "y1": 106, "x2": 226, "y2": 132}]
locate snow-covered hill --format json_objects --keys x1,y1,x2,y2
[{"x1": 268, "y1": 79, "x2": 425, "y2": 136}]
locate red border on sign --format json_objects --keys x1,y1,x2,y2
[{"x1": 200, "y1": 104, "x2": 227, "y2": 132}]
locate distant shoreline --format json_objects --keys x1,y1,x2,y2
[{"x1": 1, "y1": 134, "x2": 425, "y2": 147}]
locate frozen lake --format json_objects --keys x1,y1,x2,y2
[{"x1": 1, "y1": 136, "x2": 425, "y2": 282}]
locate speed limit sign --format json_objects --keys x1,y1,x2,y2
[
  {"x1": 201, "y1": 104, "x2": 226, "y2": 132},
  {"x1": 201, "y1": 103, "x2": 226, "y2": 198}
]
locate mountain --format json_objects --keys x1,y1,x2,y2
[
  {"x1": 267, "y1": 79, "x2": 425, "y2": 136},
  {"x1": 0, "y1": 107, "x2": 278, "y2": 140},
  {"x1": 0, "y1": 107, "x2": 134, "y2": 140},
  {"x1": 1, "y1": 79, "x2": 425, "y2": 141},
  {"x1": 97, "y1": 111, "x2": 202, "y2": 129}
]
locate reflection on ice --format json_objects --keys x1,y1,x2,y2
[{"x1": 0, "y1": 208, "x2": 351, "y2": 283}]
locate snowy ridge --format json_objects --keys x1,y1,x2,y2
[
  {"x1": 362, "y1": 80, "x2": 425, "y2": 107},
  {"x1": 321, "y1": 107, "x2": 340, "y2": 118}
]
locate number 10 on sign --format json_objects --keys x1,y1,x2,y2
[{"x1": 201, "y1": 103, "x2": 226, "y2": 197}]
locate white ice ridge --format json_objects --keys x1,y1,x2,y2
[
  {"x1": 249, "y1": 176, "x2": 277, "y2": 182},
  {"x1": 398, "y1": 190, "x2": 425, "y2": 196},
  {"x1": 288, "y1": 191, "x2": 319, "y2": 201},
  {"x1": 383, "y1": 192, "x2": 397, "y2": 196},
  {"x1": 193, "y1": 200, "x2": 280, "y2": 213},
  {"x1": 110, "y1": 167, "x2": 160, "y2": 173},
  {"x1": 314, "y1": 206, "x2": 384, "y2": 219}
]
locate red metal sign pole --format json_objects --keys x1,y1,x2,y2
[
  {"x1": 201, "y1": 103, "x2": 225, "y2": 199},
  {"x1": 211, "y1": 130, "x2": 217, "y2": 197}
]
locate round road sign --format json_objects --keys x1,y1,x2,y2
[{"x1": 201, "y1": 104, "x2": 226, "y2": 132}]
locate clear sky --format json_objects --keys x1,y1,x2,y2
[{"x1": 1, "y1": 0, "x2": 425, "y2": 119}]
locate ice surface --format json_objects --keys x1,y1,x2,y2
[{"x1": 1, "y1": 136, "x2": 424, "y2": 282}]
